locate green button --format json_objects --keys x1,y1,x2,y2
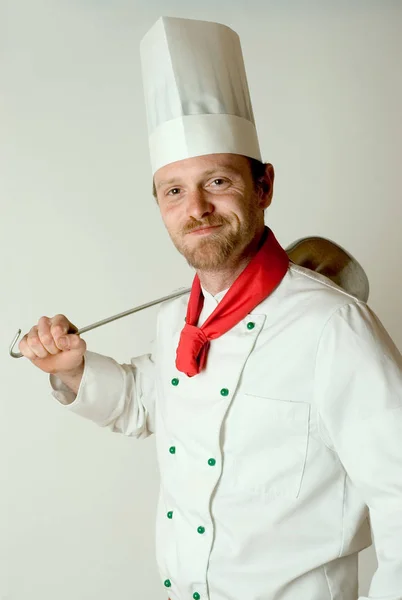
[
  {"x1": 164, "y1": 579, "x2": 171, "y2": 588},
  {"x1": 171, "y1": 378, "x2": 179, "y2": 386},
  {"x1": 220, "y1": 388, "x2": 229, "y2": 396},
  {"x1": 197, "y1": 526, "x2": 205, "y2": 534},
  {"x1": 169, "y1": 446, "x2": 176, "y2": 454},
  {"x1": 208, "y1": 458, "x2": 216, "y2": 466},
  {"x1": 193, "y1": 594, "x2": 201, "y2": 600},
  {"x1": 247, "y1": 321, "x2": 255, "y2": 330},
  {"x1": 167, "y1": 511, "x2": 173, "y2": 519}
]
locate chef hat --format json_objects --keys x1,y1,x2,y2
[{"x1": 140, "y1": 16, "x2": 262, "y2": 174}]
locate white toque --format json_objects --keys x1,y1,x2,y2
[{"x1": 140, "y1": 16, "x2": 262, "y2": 174}]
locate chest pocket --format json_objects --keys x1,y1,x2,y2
[{"x1": 221, "y1": 394, "x2": 310, "y2": 499}]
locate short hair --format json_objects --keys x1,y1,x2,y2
[
  {"x1": 152, "y1": 156, "x2": 268, "y2": 199},
  {"x1": 248, "y1": 157, "x2": 269, "y2": 194}
]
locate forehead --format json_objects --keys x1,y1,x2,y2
[{"x1": 154, "y1": 153, "x2": 250, "y2": 188}]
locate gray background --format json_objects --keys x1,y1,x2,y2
[{"x1": 1, "y1": 1, "x2": 401, "y2": 598}]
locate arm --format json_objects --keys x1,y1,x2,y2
[
  {"x1": 50, "y1": 350, "x2": 156, "y2": 439},
  {"x1": 53, "y1": 361, "x2": 85, "y2": 396},
  {"x1": 314, "y1": 302, "x2": 402, "y2": 600}
]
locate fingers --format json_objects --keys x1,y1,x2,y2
[
  {"x1": 55, "y1": 333, "x2": 85, "y2": 352},
  {"x1": 18, "y1": 314, "x2": 79, "y2": 359},
  {"x1": 25, "y1": 323, "x2": 50, "y2": 359},
  {"x1": 18, "y1": 332, "x2": 38, "y2": 360},
  {"x1": 37, "y1": 316, "x2": 60, "y2": 355},
  {"x1": 49, "y1": 314, "x2": 78, "y2": 350}
]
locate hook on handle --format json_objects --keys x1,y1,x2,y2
[{"x1": 9, "y1": 329, "x2": 23, "y2": 359}]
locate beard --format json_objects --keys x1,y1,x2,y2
[{"x1": 168, "y1": 203, "x2": 261, "y2": 271}]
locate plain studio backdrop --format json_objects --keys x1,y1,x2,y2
[{"x1": 1, "y1": 1, "x2": 401, "y2": 599}]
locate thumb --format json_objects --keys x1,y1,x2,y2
[{"x1": 58, "y1": 334, "x2": 86, "y2": 353}]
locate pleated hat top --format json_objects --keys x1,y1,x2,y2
[{"x1": 140, "y1": 16, "x2": 262, "y2": 174}]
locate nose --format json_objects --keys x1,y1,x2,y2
[{"x1": 186, "y1": 188, "x2": 214, "y2": 220}]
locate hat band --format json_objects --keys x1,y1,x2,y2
[{"x1": 149, "y1": 113, "x2": 262, "y2": 174}]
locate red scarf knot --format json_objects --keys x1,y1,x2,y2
[{"x1": 176, "y1": 324, "x2": 210, "y2": 377}]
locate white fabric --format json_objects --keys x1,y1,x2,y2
[
  {"x1": 140, "y1": 17, "x2": 262, "y2": 174},
  {"x1": 198, "y1": 285, "x2": 228, "y2": 326},
  {"x1": 50, "y1": 264, "x2": 402, "y2": 600}
]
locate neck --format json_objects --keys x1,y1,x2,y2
[
  {"x1": 197, "y1": 227, "x2": 266, "y2": 296},
  {"x1": 197, "y1": 259, "x2": 250, "y2": 296}
]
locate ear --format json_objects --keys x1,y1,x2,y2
[{"x1": 257, "y1": 163, "x2": 275, "y2": 209}]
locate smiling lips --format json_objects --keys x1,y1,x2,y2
[{"x1": 188, "y1": 224, "x2": 223, "y2": 235}]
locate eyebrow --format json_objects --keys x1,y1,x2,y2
[{"x1": 155, "y1": 166, "x2": 241, "y2": 190}]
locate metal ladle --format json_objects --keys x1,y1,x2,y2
[
  {"x1": 9, "y1": 288, "x2": 190, "y2": 359},
  {"x1": 9, "y1": 236, "x2": 369, "y2": 359}
]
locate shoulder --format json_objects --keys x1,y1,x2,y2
[
  {"x1": 262, "y1": 263, "x2": 365, "y2": 322},
  {"x1": 284, "y1": 265, "x2": 400, "y2": 367},
  {"x1": 287, "y1": 263, "x2": 362, "y2": 303}
]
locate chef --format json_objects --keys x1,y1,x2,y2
[{"x1": 19, "y1": 16, "x2": 402, "y2": 600}]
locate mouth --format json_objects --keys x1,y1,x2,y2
[{"x1": 187, "y1": 225, "x2": 222, "y2": 236}]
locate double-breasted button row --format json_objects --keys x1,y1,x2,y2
[
  {"x1": 166, "y1": 370, "x2": 233, "y2": 599},
  {"x1": 168, "y1": 377, "x2": 222, "y2": 469},
  {"x1": 165, "y1": 445, "x2": 209, "y2": 598}
]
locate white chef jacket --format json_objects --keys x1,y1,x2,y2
[{"x1": 50, "y1": 263, "x2": 402, "y2": 600}]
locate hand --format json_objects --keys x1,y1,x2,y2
[{"x1": 18, "y1": 314, "x2": 86, "y2": 375}]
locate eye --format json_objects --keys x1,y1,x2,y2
[
  {"x1": 208, "y1": 177, "x2": 232, "y2": 190},
  {"x1": 167, "y1": 187, "x2": 181, "y2": 196}
]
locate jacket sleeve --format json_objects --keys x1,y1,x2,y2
[
  {"x1": 49, "y1": 349, "x2": 156, "y2": 439},
  {"x1": 314, "y1": 301, "x2": 402, "y2": 600}
]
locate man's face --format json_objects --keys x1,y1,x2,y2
[{"x1": 154, "y1": 153, "x2": 273, "y2": 271}]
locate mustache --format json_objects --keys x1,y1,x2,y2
[{"x1": 182, "y1": 216, "x2": 229, "y2": 234}]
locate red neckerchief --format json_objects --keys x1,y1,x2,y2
[{"x1": 175, "y1": 227, "x2": 289, "y2": 377}]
